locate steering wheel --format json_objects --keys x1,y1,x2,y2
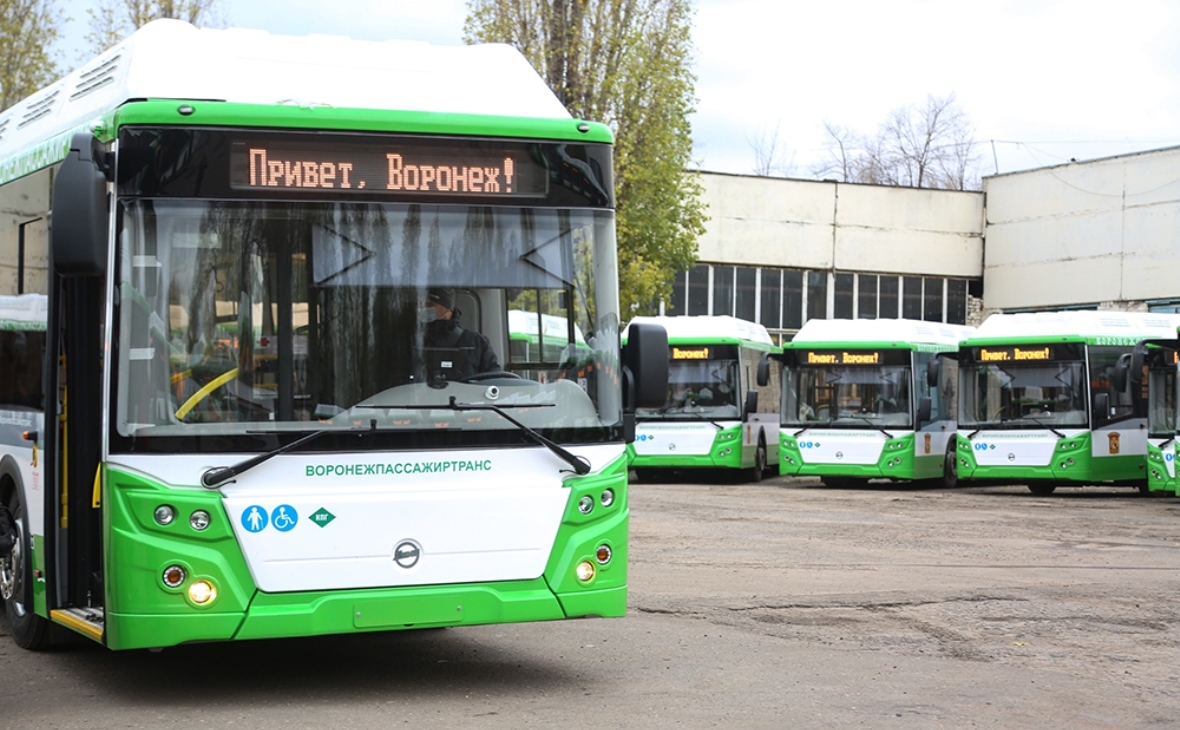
[
  {"x1": 464, "y1": 370, "x2": 523, "y2": 383},
  {"x1": 176, "y1": 368, "x2": 239, "y2": 420}
]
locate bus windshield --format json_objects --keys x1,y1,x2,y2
[
  {"x1": 637, "y1": 358, "x2": 740, "y2": 420},
  {"x1": 959, "y1": 360, "x2": 1087, "y2": 429},
  {"x1": 783, "y1": 364, "x2": 913, "y2": 428},
  {"x1": 112, "y1": 199, "x2": 621, "y2": 451}
]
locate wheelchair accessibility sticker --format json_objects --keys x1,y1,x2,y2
[{"x1": 241, "y1": 504, "x2": 299, "y2": 533}]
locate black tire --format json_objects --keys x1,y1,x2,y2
[
  {"x1": 3, "y1": 490, "x2": 50, "y2": 650},
  {"x1": 942, "y1": 441, "x2": 958, "y2": 489},
  {"x1": 1028, "y1": 484, "x2": 1057, "y2": 496},
  {"x1": 746, "y1": 440, "x2": 767, "y2": 483}
]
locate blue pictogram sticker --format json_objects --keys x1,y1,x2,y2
[
  {"x1": 271, "y1": 504, "x2": 298, "y2": 532},
  {"x1": 242, "y1": 505, "x2": 268, "y2": 533}
]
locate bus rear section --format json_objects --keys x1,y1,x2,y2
[
  {"x1": 955, "y1": 311, "x2": 1180, "y2": 495},
  {"x1": 777, "y1": 319, "x2": 971, "y2": 488},
  {"x1": 625, "y1": 316, "x2": 781, "y2": 482}
]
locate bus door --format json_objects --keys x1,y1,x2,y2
[{"x1": 44, "y1": 134, "x2": 111, "y2": 637}]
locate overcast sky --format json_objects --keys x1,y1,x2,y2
[{"x1": 56, "y1": 0, "x2": 1180, "y2": 177}]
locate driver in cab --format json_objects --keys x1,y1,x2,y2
[{"x1": 419, "y1": 287, "x2": 501, "y2": 381}]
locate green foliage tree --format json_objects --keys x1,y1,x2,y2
[
  {"x1": 87, "y1": 0, "x2": 222, "y2": 56},
  {"x1": 465, "y1": 0, "x2": 706, "y2": 317},
  {"x1": 0, "y1": 0, "x2": 60, "y2": 112}
]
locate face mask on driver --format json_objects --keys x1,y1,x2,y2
[{"x1": 417, "y1": 307, "x2": 438, "y2": 324}]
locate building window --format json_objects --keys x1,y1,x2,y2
[
  {"x1": 806, "y1": 271, "x2": 827, "y2": 322},
  {"x1": 735, "y1": 267, "x2": 757, "y2": 322},
  {"x1": 902, "y1": 276, "x2": 922, "y2": 319},
  {"x1": 784, "y1": 270, "x2": 803, "y2": 329},
  {"x1": 947, "y1": 279, "x2": 967, "y2": 325},
  {"x1": 858, "y1": 274, "x2": 878, "y2": 319},
  {"x1": 713, "y1": 265, "x2": 734, "y2": 317},
  {"x1": 687, "y1": 264, "x2": 710, "y2": 315},
  {"x1": 879, "y1": 276, "x2": 898, "y2": 318},
  {"x1": 760, "y1": 269, "x2": 781, "y2": 329},
  {"x1": 923, "y1": 277, "x2": 944, "y2": 322},
  {"x1": 833, "y1": 273, "x2": 854, "y2": 319},
  {"x1": 669, "y1": 270, "x2": 687, "y2": 315}
]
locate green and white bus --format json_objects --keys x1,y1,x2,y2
[
  {"x1": 1143, "y1": 335, "x2": 1179, "y2": 495},
  {"x1": 626, "y1": 316, "x2": 781, "y2": 482},
  {"x1": 955, "y1": 311, "x2": 1180, "y2": 494},
  {"x1": 778, "y1": 318, "x2": 972, "y2": 487},
  {"x1": 0, "y1": 20, "x2": 668, "y2": 652}
]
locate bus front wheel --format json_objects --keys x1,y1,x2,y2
[
  {"x1": 746, "y1": 440, "x2": 767, "y2": 483},
  {"x1": 942, "y1": 442, "x2": 958, "y2": 489},
  {"x1": 1028, "y1": 484, "x2": 1057, "y2": 496},
  {"x1": 2, "y1": 490, "x2": 50, "y2": 650}
]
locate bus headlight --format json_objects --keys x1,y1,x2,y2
[
  {"x1": 578, "y1": 496, "x2": 594, "y2": 515},
  {"x1": 154, "y1": 505, "x2": 176, "y2": 525},
  {"x1": 190, "y1": 510, "x2": 211, "y2": 531},
  {"x1": 600, "y1": 489, "x2": 615, "y2": 507},
  {"x1": 188, "y1": 580, "x2": 217, "y2": 605},
  {"x1": 576, "y1": 561, "x2": 596, "y2": 582}
]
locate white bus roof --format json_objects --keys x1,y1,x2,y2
[
  {"x1": 625, "y1": 315, "x2": 776, "y2": 347},
  {"x1": 0, "y1": 19, "x2": 570, "y2": 167},
  {"x1": 0, "y1": 293, "x2": 48, "y2": 330},
  {"x1": 968, "y1": 310, "x2": 1180, "y2": 341},
  {"x1": 789, "y1": 318, "x2": 973, "y2": 347}
]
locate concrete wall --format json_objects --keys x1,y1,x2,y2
[
  {"x1": 696, "y1": 172, "x2": 985, "y2": 278},
  {"x1": 983, "y1": 146, "x2": 1180, "y2": 311}
]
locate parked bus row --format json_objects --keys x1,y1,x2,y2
[{"x1": 626, "y1": 312, "x2": 1180, "y2": 497}]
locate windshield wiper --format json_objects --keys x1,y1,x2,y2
[
  {"x1": 201, "y1": 426, "x2": 369, "y2": 488},
  {"x1": 1022, "y1": 415, "x2": 1066, "y2": 439},
  {"x1": 364, "y1": 397, "x2": 589, "y2": 475},
  {"x1": 849, "y1": 415, "x2": 895, "y2": 439}
]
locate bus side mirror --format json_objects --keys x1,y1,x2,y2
[
  {"x1": 1094, "y1": 392, "x2": 1110, "y2": 417},
  {"x1": 745, "y1": 389, "x2": 758, "y2": 418},
  {"x1": 917, "y1": 397, "x2": 932, "y2": 424},
  {"x1": 51, "y1": 132, "x2": 110, "y2": 277},
  {"x1": 927, "y1": 358, "x2": 941, "y2": 388},
  {"x1": 622, "y1": 323, "x2": 668, "y2": 410},
  {"x1": 756, "y1": 353, "x2": 770, "y2": 387},
  {"x1": 1112, "y1": 354, "x2": 1131, "y2": 392}
]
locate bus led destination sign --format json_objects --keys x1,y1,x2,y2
[
  {"x1": 672, "y1": 346, "x2": 710, "y2": 360},
  {"x1": 230, "y1": 138, "x2": 548, "y2": 198},
  {"x1": 806, "y1": 350, "x2": 882, "y2": 365},
  {"x1": 976, "y1": 346, "x2": 1053, "y2": 362}
]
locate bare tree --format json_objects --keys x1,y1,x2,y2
[
  {"x1": 0, "y1": 0, "x2": 60, "y2": 111},
  {"x1": 87, "y1": 0, "x2": 222, "y2": 56},
  {"x1": 748, "y1": 121, "x2": 795, "y2": 177},
  {"x1": 811, "y1": 94, "x2": 981, "y2": 190}
]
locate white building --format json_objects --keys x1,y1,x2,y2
[{"x1": 675, "y1": 145, "x2": 1180, "y2": 341}]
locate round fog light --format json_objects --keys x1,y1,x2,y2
[
  {"x1": 190, "y1": 510, "x2": 211, "y2": 531},
  {"x1": 162, "y1": 565, "x2": 186, "y2": 588},
  {"x1": 601, "y1": 489, "x2": 615, "y2": 507},
  {"x1": 575, "y1": 560, "x2": 596, "y2": 582},
  {"x1": 188, "y1": 580, "x2": 217, "y2": 605},
  {"x1": 578, "y1": 496, "x2": 594, "y2": 515},
  {"x1": 154, "y1": 505, "x2": 176, "y2": 525}
]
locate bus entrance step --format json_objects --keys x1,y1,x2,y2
[{"x1": 51, "y1": 607, "x2": 105, "y2": 642}]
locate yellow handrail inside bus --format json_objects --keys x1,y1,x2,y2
[{"x1": 175, "y1": 368, "x2": 239, "y2": 420}]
